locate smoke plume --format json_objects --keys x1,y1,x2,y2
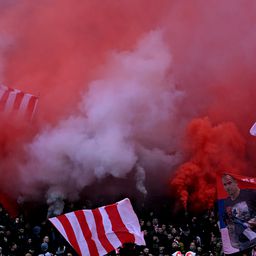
[
  {"x1": 18, "y1": 31, "x2": 183, "y2": 202},
  {"x1": 0, "y1": 0, "x2": 256, "y2": 213}
]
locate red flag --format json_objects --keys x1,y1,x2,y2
[
  {"x1": 0, "y1": 84, "x2": 38, "y2": 120},
  {"x1": 49, "y1": 198, "x2": 146, "y2": 256}
]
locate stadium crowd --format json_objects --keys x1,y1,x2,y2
[{"x1": 0, "y1": 198, "x2": 227, "y2": 256}]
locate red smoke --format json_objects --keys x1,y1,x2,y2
[
  {"x1": 1, "y1": 0, "x2": 170, "y2": 123},
  {"x1": 168, "y1": 1, "x2": 256, "y2": 211},
  {"x1": 171, "y1": 117, "x2": 246, "y2": 211},
  {"x1": 0, "y1": 0, "x2": 171, "y2": 213},
  {"x1": 1, "y1": 1, "x2": 256, "y2": 214}
]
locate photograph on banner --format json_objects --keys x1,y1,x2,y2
[{"x1": 217, "y1": 172, "x2": 256, "y2": 254}]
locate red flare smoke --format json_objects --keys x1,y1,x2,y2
[
  {"x1": 171, "y1": 117, "x2": 246, "y2": 211},
  {"x1": 1, "y1": 1, "x2": 256, "y2": 214}
]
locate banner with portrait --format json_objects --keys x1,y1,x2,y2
[{"x1": 217, "y1": 172, "x2": 256, "y2": 254}]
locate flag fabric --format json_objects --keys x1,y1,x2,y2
[
  {"x1": 217, "y1": 172, "x2": 256, "y2": 255},
  {"x1": 0, "y1": 84, "x2": 38, "y2": 120},
  {"x1": 49, "y1": 198, "x2": 146, "y2": 256},
  {"x1": 185, "y1": 252, "x2": 196, "y2": 256},
  {"x1": 172, "y1": 251, "x2": 196, "y2": 256},
  {"x1": 250, "y1": 122, "x2": 256, "y2": 136},
  {"x1": 172, "y1": 252, "x2": 182, "y2": 256}
]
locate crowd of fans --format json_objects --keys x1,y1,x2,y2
[
  {"x1": 134, "y1": 210, "x2": 223, "y2": 256},
  {"x1": 0, "y1": 200, "x2": 225, "y2": 256}
]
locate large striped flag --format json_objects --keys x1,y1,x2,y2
[
  {"x1": 49, "y1": 198, "x2": 146, "y2": 256},
  {"x1": 0, "y1": 84, "x2": 38, "y2": 120}
]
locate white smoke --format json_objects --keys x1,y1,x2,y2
[
  {"x1": 46, "y1": 190, "x2": 65, "y2": 218},
  {"x1": 135, "y1": 164, "x2": 147, "y2": 196},
  {"x1": 19, "y1": 30, "x2": 184, "y2": 200}
]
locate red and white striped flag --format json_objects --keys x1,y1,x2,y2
[
  {"x1": 0, "y1": 84, "x2": 38, "y2": 120},
  {"x1": 49, "y1": 198, "x2": 146, "y2": 256}
]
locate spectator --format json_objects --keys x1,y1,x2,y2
[
  {"x1": 0, "y1": 247, "x2": 4, "y2": 256},
  {"x1": 0, "y1": 200, "x2": 224, "y2": 256},
  {"x1": 38, "y1": 242, "x2": 52, "y2": 256},
  {"x1": 55, "y1": 245, "x2": 66, "y2": 255}
]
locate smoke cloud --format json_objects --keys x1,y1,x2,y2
[
  {"x1": 171, "y1": 117, "x2": 246, "y2": 211},
  {"x1": 18, "y1": 31, "x2": 183, "y2": 201},
  {"x1": 0, "y1": 0, "x2": 256, "y2": 213}
]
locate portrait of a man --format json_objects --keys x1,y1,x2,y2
[{"x1": 221, "y1": 174, "x2": 256, "y2": 251}]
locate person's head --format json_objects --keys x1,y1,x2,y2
[
  {"x1": 172, "y1": 241, "x2": 179, "y2": 249},
  {"x1": 143, "y1": 229, "x2": 148, "y2": 236},
  {"x1": 222, "y1": 174, "x2": 240, "y2": 200},
  {"x1": 43, "y1": 235, "x2": 49, "y2": 243},
  {"x1": 216, "y1": 241, "x2": 222, "y2": 251},
  {"x1": 157, "y1": 227, "x2": 163, "y2": 234},
  {"x1": 146, "y1": 220, "x2": 152, "y2": 228},
  {"x1": 197, "y1": 246, "x2": 202, "y2": 253},
  {"x1": 153, "y1": 235, "x2": 159, "y2": 242},
  {"x1": 152, "y1": 218, "x2": 158, "y2": 225},
  {"x1": 159, "y1": 246, "x2": 165, "y2": 253},
  {"x1": 167, "y1": 233, "x2": 173, "y2": 240},
  {"x1": 41, "y1": 242, "x2": 48, "y2": 252},
  {"x1": 171, "y1": 227, "x2": 177, "y2": 235},
  {"x1": 143, "y1": 247, "x2": 150, "y2": 255},
  {"x1": 32, "y1": 225, "x2": 41, "y2": 236},
  {"x1": 174, "y1": 235, "x2": 181, "y2": 242},
  {"x1": 189, "y1": 242, "x2": 196, "y2": 251},
  {"x1": 191, "y1": 216, "x2": 197, "y2": 223}
]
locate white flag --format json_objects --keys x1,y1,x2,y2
[{"x1": 49, "y1": 198, "x2": 145, "y2": 256}]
